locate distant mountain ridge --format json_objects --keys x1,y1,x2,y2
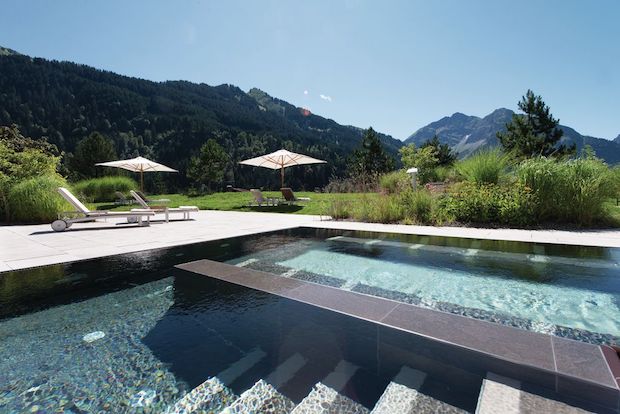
[
  {"x1": 405, "y1": 109, "x2": 620, "y2": 164},
  {"x1": 0, "y1": 46, "x2": 402, "y2": 189}
]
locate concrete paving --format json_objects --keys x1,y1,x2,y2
[{"x1": 1, "y1": 210, "x2": 619, "y2": 272}]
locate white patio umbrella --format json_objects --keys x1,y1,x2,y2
[
  {"x1": 239, "y1": 149, "x2": 326, "y2": 188},
  {"x1": 96, "y1": 156, "x2": 178, "y2": 191}
]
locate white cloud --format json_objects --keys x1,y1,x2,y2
[{"x1": 319, "y1": 94, "x2": 332, "y2": 102}]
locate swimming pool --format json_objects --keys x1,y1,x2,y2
[
  {"x1": 226, "y1": 228, "x2": 620, "y2": 345},
  {"x1": 0, "y1": 238, "x2": 480, "y2": 413},
  {"x1": 1, "y1": 228, "x2": 618, "y2": 413}
]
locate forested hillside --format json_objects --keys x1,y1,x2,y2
[{"x1": 0, "y1": 50, "x2": 402, "y2": 191}]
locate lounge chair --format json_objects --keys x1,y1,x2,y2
[
  {"x1": 135, "y1": 190, "x2": 170, "y2": 204},
  {"x1": 249, "y1": 189, "x2": 279, "y2": 206},
  {"x1": 280, "y1": 188, "x2": 311, "y2": 205},
  {"x1": 114, "y1": 191, "x2": 133, "y2": 205},
  {"x1": 52, "y1": 187, "x2": 154, "y2": 231},
  {"x1": 130, "y1": 190, "x2": 198, "y2": 222}
]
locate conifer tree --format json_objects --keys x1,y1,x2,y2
[{"x1": 497, "y1": 90, "x2": 575, "y2": 158}]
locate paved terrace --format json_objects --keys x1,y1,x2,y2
[{"x1": 1, "y1": 210, "x2": 619, "y2": 272}]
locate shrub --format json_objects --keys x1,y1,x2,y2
[
  {"x1": 324, "y1": 199, "x2": 353, "y2": 220},
  {"x1": 437, "y1": 181, "x2": 536, "y2": 226},
  {"x1": 398, "y1": 189, "x2": 434, "y2": 224},
  {"x1": 8, "y1": 175, "x2": 70, "y2": 223},
  {"x1": 517, "y1": 157, "x2": 616, "y2": 226},
  {"x1": 380, "y1": 170, "x2": 411, "y2": 194},
  {"x1": 456, "y1": 148, "x2": 510, "y2": 185},
  {"x1": 72, "y1": 176, "x2": 138, "y2": 202}
]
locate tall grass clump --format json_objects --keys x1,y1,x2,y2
[
  {"x1": 8, "y1": 175, "x2": 70, "y2": 223},
  {"x1": 399, "y1": 189, "x2": 434, "y2": 223},
  {"x1": 380, "y1": 170, "x2": 411, "y2": 194},
  {"x1": 456, "y1": 148, "x2": 511, "y2": 185},
  {"x1": 517, "y1": 157, "x2": 616, "y2": 226},
  {"x1": 72, "y1": 176, "x2": 138, "y2": 202}
]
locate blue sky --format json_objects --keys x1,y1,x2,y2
[{"x1": 2, "y1": 0, "x2": 619, "y2": 140}]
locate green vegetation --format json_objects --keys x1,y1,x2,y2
[
  {"x1": 67, "y1": 132, "x2": 117, "y2": 180},
  {"x1": 0, "y1": 125, "x2": 65, "y2": 222},
  {"x1": 497, "y1": 89, "x2": 575, "y2": 158},
  {"x1": 347, "y1": 127, "x2": 395, "y2": 178},
  {"x1": 72, "y1": 176, "x2": 138, "y2": 202},
  {"x1": 399, "y1": 135, "x2": 457, "y2": 184},
  {"x1": 8, "y1": 175, "x2": 70, "y2": 223},
  {"x1": 455, "y1": 148, "x2": 510, "y2": 185},
  {"x1": 187, "y1": 139, "x2": 229, "y2": 193},
  {"x1": 379, "y1": 170, "x2": 410, "y2": 194}
]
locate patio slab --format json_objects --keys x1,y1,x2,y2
[{"x1": 1, "y1": 210, "x2": 619, "y2": 272}]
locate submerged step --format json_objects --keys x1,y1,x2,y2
[
  {"x1": 321, "y1": 360, "x2": 360, "y2": 392},
  {"x1": 371, "y1": 366, "x2": 426, "y2": 414},
  {"x1": 222, "y1": 379, "x2": 295, "y2": 414},
  {"x1": 265, "y1": 353, "x2": 308, "y2": 389},
  {"x1": 291, "y1": 382, "x2": 369, "y2": 414},
  {"x1": 218, "y1": 347, "x2": 267, "y2": 385},
  {"x1": 476, "y1": 373, "x2": 591, "y2": 414},
  {"x1": 165, "y1": 377, "x2": 236, "y2": 414}
]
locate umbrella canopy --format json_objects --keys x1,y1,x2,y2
[
  {"x1": 96, "y1": 156, "x2": 178, "y2": 191},
  {"x1": 239, "y1": 149, "x2": 326, "y2": 187}
]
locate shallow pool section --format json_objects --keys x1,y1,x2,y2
[{"x1": 226, "y1": 229, "x2": 620, "y2": 345}]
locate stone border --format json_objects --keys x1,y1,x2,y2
[{"x1": 176, "y1": 259, "x2": 620, "y2": 411}]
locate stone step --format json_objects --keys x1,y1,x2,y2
[
  {"x1": 264, "y1": 353, "x2": 308, "y2": 389},
  {"x1": 219, "y1": 347, "x2": 267, "y2": 385},
  {"x1": 291, "y1": 382, "x2": 370, "y2": 414},
  {"x1": 321, "y1": 360, "x2": 360, "y2": 392},
  {"x1": 476, "y1": 373, "x2": 592, "y2": 414},
  {"x1": 165, "y1": 376, "x2": 236, "y2": 414},
  {"x1": 221, "y1": 379, "x2": 295, "y2": 414},
  {"x1": 370, "y1": 366, "x2": 426, "y2": 414}
]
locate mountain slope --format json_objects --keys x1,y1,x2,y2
[
  {"x1": 405, "y1": 109, "x2": 620, "y2": 164},
  {"x1": 0, "y1": 49, "x2": 401, "y2": 190}
]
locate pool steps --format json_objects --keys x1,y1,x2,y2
[
  {"x1": 166, "y1": 362, "x2": 591, "y2": 413},
  {"x1": 326, "y1": 235, "x2": 620, "y2": 269},
  {"x1": 476, "y1": 373, "x2": 590, "y2": 414}
]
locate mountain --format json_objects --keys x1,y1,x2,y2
[
  {"x1": 0, "y1": 47, "x2": 402, "y2": 191},
  {"x1": 405, "y1": 109, "x2": 620, "y2": 164}
]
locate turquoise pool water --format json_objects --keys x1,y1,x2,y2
[{"x1": 227, "y1": 231, "x2": 620, "y2": 343}]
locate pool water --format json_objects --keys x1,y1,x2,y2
[
  {"x1": 1, "y1": 227, "x2": 617, "y2": 413},
  {"x1": 0, "y1": 236, "x2": 481, "y2": 413},
  {"x1": 226, "y1": 229, "x2": 620, "y2": 345}
]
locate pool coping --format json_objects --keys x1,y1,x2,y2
[{"x1": 176, "y1": 258, "x2": 620, "y2": 411}]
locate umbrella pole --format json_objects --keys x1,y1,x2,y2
[
  {"x1": 280, "y1": 167, "x2": 284, "y2": 188},
  {"x1": 140, "y1": 171, "x2": 144, "y2": 192}
]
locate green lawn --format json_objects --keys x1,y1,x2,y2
[{"x1": 92, "y1": 191, "x2": 376, "y2": 216}]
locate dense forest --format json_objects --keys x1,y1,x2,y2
[{"x1": 0, "y1": 50, "x2": 403, "y2": 191}]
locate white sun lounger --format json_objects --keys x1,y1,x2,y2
[
  {"x1": 51, "y1": 187, "x2": 155, "y2": 231},
  {"x1": 130, "y1": 190, "x2": 198, "y2": 222}
]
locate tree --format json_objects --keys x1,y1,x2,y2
[
  {"x1": 421, "y1": 135, "x2": 456, "y2": 166},
  {"x1": 69, "y1": 132, "x2": 117, "y2": 179},
  {"x1": 187, "y1": 139, "x2": 229, "y2": 192},
  {"x1": 497, "y1": 90, "x2": 575, "y2": 158},
  {"x1": 399, "y1": 144, "x2": 439, "y2": 183},
  {"x1": 348, "y1": 127, "x2": 395, "y2": 177}
]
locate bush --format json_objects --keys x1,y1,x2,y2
[
  {"x1": 398, "y1": 189, "x2": 434, "y2": 224},
  {"x1": 438, "y1": 181, "x2": 536, "y2": 226},
  {"x1": 456, "y1": 148, "x2": 510, "y2": 185},
  {"x1": 324, "y1": 199, "x2": 353, "y2": 220},
  {"x1": 8, "y1": 175, "x2": 70, "y2": 223},
  {"x1": 517, "y1": 157, "x2": 616, "y2": 226},
  {"x1": 380, "y1": 170, "x2": 411, "y2": 194},
  {"x1": 72, "y1": 176, "x2": 138, "y2": 202}
]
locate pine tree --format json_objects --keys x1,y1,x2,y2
[
  {"x1": 348, "y1": 127, "x2": 395, "y2": 177},
  {"x1": 497, "y1": 90, "x2": 575, "y2": 158},
  {"x1": 187, "y1": 139, "x2": 229, "y2": 193},
  {"x1": 68, "y1": 132, "x2": 117, "y2": 179},
  {"x1": 421, "y1": 135, "x2": 456, "y2": 166}
]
